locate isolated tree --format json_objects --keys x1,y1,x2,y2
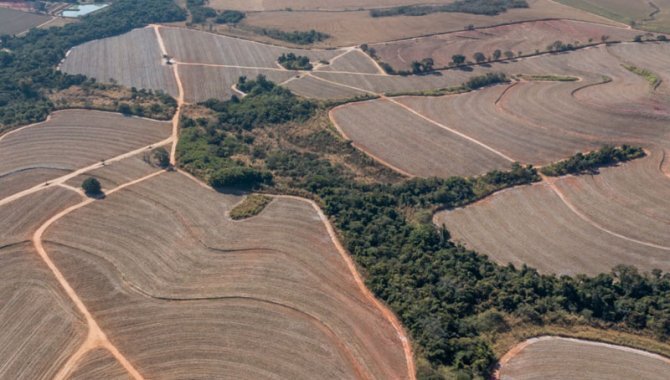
[
  {"x1": 492, "y1": 49, "x2": 501, "y2": 61},
  {"x1": 82, "y1": 177, "x2": 102, "y2": 196},
  {"x1": 658, "y1": 35, "x2": 668, "y2": 42},
  {"x1": 473, "y1": 52, "x2": 486, "y2": 63},
  {"x1": 601, "y1": 34, "x2": 610, "y2": 43},
  {"x1": 634, "y1": 35, "x2": 643, "y2": 43},
  {"x1": 118, "y1": 103, "x2": 132, "y2": 115},
  {"x1": 451, "y1": 54, "x2": 466, "y2": 66},
  {"x1": 152, "y1": 147, "x2": 170, "y2": 168},
  {"x1": 503, "y1": 50, "x2": 514, "y2": 59}
]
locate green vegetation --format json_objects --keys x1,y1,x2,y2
[
  {"x1": 178, "y1": 77, "x2": 670, "y2": 378},
  {"x1": 230, "y1": 194, "x2": 273, "y2": 220},
  {"x1": 410, "y1": 58, "x2": 435, "y2": 74},
  {"x1": 0, "y1": 0, "x2": 186, "y2": 127},
  {"x1": 81, "y1": 177, "x2": 102, "y2": 196},
  {"x1": 370, "y1": 0, "x2": 528, "y2": 17},
  {"x1": 540, "y1": 145, "x2": 646, "y2": 176},
  {"x1": 277, "y1": 53, "x2": 313, "y2": 70},
  {"x1": 464, "y1": 72, "x2": 509, "y2": 90},
  {"x1": 252, "y1": 27, "x2": 330, "y2": 45},
  {"x1": 519, "y1": 74, "x2": 579, "y2": 82},
  {"x1": 186, "y1": 0, "x2": 217, "y2": 24},
  {"x1": 152, "y1": 147, "x2": 171, "y2": 169},
  {"x1": 216, "y1": 10, "x2": 245, "y2": 24},
  {"x1": 623, "y1": 64, "x2": 662, "y2": 89}
]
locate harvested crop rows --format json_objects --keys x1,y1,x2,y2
[
  {"x1": 499, "y1": 336, "x2": 670, "y2": 380},
  {"x1": 43, "y1": 171, "x2": 411, "y2": 379},
  {"x1": 61, "y1": 28, "x2": 179, "y2": 98},
  {"x1": 436, "y1": 151, "x2": 670, "y2": 275},
  {"x1": 234, "y1": 0, "x2": 622, "y2": 47},
  {"x1": 371, "y1": 19, "x2": 640, "y2": 71}
]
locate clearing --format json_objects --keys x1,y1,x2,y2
[{"x1": 0, "y1": 7, "x2": 51, "y2": 35}]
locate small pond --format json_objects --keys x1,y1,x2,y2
[{"x1": 61, "y1": 3, "x2": 109, "y2": 18}]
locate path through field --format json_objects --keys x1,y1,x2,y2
[{"x1": 0, "y1": 25, "x2": 416, "y2": 380}]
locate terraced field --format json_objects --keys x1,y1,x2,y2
[{"x1": 499, "y1": 336, "x2": 670, "y2": 380}]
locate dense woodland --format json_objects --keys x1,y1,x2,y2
[
  {"x1": 178, "y1": 77, "x2": 670, "y2": 379},
  {"x1": 0, "y1": 0, "x2": 185, "y2": 126}
]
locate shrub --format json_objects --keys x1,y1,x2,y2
[{"x1": 215, "y1": 10, "x2": 245, "y2": 24}]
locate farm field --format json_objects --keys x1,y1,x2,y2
[
  {"x1": 43, "y1": 171, "x2": 410, "y2": 379},
  {"x1": 209, "y1": 0, "x2": 455, "y2": 11},
  {"x1": 5, "y1": 0, "x2": 670, "y2": 378},
  {"x1": 60, "y1": 28, "x2": 180, "y2": 98},
  {"x1": 330, "y1": 98, "x2": 511, "y2": 177},
  {"x1": 231, "y1": 0, "x2": 622, "y2": 47},
  {"x1": 0, "y1": 7, "x2": 51, "y2": 35},
  {"x1": 371, "y1": 19, "x2": 641, "y2": 71},
  {"x1": 557, "y1": 0, "x2": 670, "y2": 33},
  {"x1": 435, "y1": 151, "x2": 670, "y2": 275},
  {"x1": 499, "y1": 336, "x2": 670, "y2": 380}
]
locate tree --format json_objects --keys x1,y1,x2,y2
[
  {"x1": 451, "y1": 54, "x2": 466, "y2": 66},
  {"x1": 658, "y1": 35, "x2": 668, "y2": 42},
  {"x1": 634, "y1": 35, "x2": 643, "y2": 42},
  {"x1": 503, "y1": 50, "x2": 514, "y2": 59},
  {"x1": 473, "y1": 52, "x2": 486, "y2": 63},
  {"x1": 82, "y1": 177, "x2": 102, "y2": 196},
  {"x1": 152, "y1": 147, "x2": 170, "y2": 168},
  {"x1": 118, "y1": 103, "x2": 132, "y2": 115},
  {"x1": 492, "y1": 49, "x2": 501, "y2": 61}
]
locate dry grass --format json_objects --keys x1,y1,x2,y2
[
  {"x1": 44, "y1": 172, "x2": 410, "y2": 378},
  {"x1": 0, "y1": 7, "x2": 50, "y2": 35}
]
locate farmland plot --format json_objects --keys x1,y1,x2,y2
[
  {"x1": 286, "y1": 74, "x2": 369, "y2": 100},
  {"x1": 0, "y1": 7, "x2": 50, "y2": 35},
  {"x1": 371, "y1": 19, "x2": 639, "y2": 71},
  {"x1": 0, "y1": 110, "x2": 171, "y2": 190},
  {"x1": 318, "y1": 49, "x2": 383, "y2": 74},
  {"x1": 499, "y1": 336, "x2": 670, "y2": 380},
  {"x1": 235, "y1": 0, "x2": 622, "y2": 47},
  {"x1": 69, "y1": 349, "x2": 131, "y2": 380},
  {"x1": 209, "y1": 0, "x2": 455, "y2": 11},
  {"x1": 557, "y1": 0, "x2": 670, "y2": 33},
  {"x1": 158, "y1": 27, "x2": 341, "y2": 67},
  {"x1": 45, "y1": 172, "x2": 410, "y2": 379},
  {"x1": 179, "y1": 65, "x2": 295, "y2": 102},
  {"x1": 0, "y1": 243, "x2": 86, "y2": 380},
  {"x1": 436, "y1": 154, "x2": 670, "y2": 275},
  {"x1": 61, "y1": 28, "x2": 179, "y2": 97},
  {"x1": 330, "y1": 98, "x2": 511, "y2": 177},
  {"x1": 0, "y1": 167, "x2": 69, "y2": 199}
]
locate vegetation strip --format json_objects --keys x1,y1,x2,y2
[
  {"x1": 540, "y1": 145, "x2": 646, "y2": 176},
  {"x1": 229, "y1": 194, "x2": 273, "y2": 220}
]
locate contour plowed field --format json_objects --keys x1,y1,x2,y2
[
  {"x1": 499, "y1": 337, "x2": 670, "y2": 380},
  {"x1": 372, "y1": 19, "x2": 639, "y2": 71},
  {"x1": 330, "y1": 98, "x2": 510, "y2": 177},
  {"x1": 61, "y1": 28, "x2": 179, "y2": 97},
  {"x1": 44, "y1": 172, "x2": 410, "y2": 379},
  {"x1": 69, "y1": 349, "x2": 131, "y2": 380},
  {"x1": 0, "y1": 243, "x2": 86, "y2": 380},
  {"x1": 0, "y1": 110, "x2": 171, "y2": 188},
  {"x1": 236, "y1": 0, "x2": 622, "y2": 47},
  {"x1": 436, "y1": 153, "x2": 670, "y2": 275}
]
